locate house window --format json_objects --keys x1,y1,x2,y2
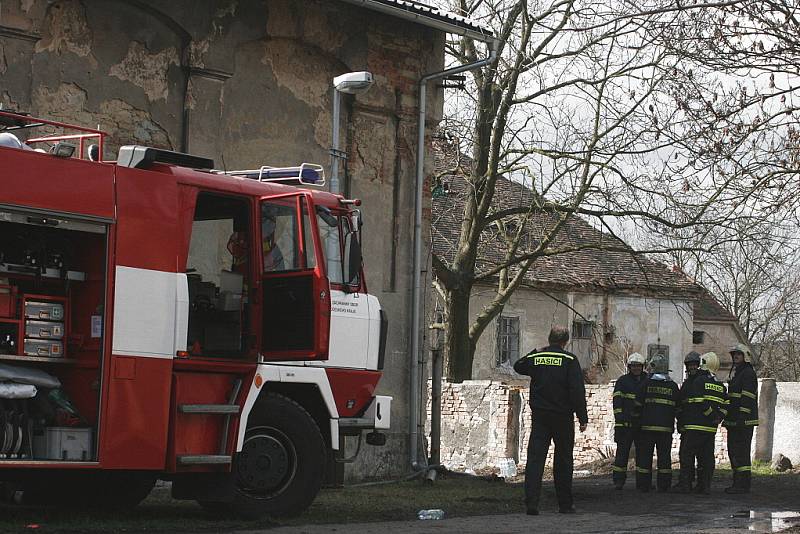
[
  {"x1": 496, "y1": 316, "x2": 520, "y2": 366},
  {"x1": 693, "y1": 330, "x2": 705, "y2": 344},
  {"x1": 572, "y1": 320, "x2": 594, "y2": 339},
  {"x1": 647, "y1": 344, "x2": 670, "y2": 374}
]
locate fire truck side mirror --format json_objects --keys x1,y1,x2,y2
[{"x1": 346, "y1": 232, "x2": 362, "y2": 286}]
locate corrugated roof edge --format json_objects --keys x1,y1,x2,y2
[{"x1": 338, "y1": 0, "x2": 496, "y2": 42}]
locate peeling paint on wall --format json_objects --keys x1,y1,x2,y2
[
  {"x1": 109, "y1": 41, "x2": 179, "y2": 102},
  {"x1": 302, "y1": 8, "x2": 347, "y2": 51},
  {"x1": 35, "y1": 0, "x2": 92, "y2": 58},
  {"x1": 20, "y1": 0, "x2": 36, "y2": 13},
  {"x1": 32, "y1": 83, "x2": 172, "y2": 151},
  {"x1": 189, "y1": 38, "x2": 211, "y2": 68},
  {"x1": 261, "y1": 39, "x2": 331, "y2": 109}
]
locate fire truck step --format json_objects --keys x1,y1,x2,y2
[
  {"x1": 177, "y1": 455, "x2": 232, "y2": 465},
  {"x1": 179, "y1": 404, "x2": 240, "y2": 414}
]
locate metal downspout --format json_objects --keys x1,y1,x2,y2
[{"x1": 409, "y1": 39, "x2": 498, "y2": 470}]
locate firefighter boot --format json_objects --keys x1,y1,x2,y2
[
  {"x1": 612, "y1": 468, "x2": 626, "y2": 490},
  {"x1": 635, "y1": 468, "x2": 651, "y2": 492},
  {"x1": 656, "y1": 470, "x2": 672, "y2": 493},
  {"x1": 695, "y1": 468, "x2": 711, "y2": 495},
  {"x1": 724, "y1": 471, "x2": 739, "y2": 494},
  {"x1": 725, "y1": 470, "x2": 750, "y2": 494},
  {"x1": 673, "y1": 468, "x2": 693, "y2": 493}
]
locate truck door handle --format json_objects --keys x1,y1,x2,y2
[{"x1": 27, "y1": 216, "x2": 59, "y2": 226}]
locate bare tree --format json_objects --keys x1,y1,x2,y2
[
  {"x1": 431, "y1": 0, "x2": 794, "y2": 382},
  {"x1": 639, "y1": 0, "x2": 800, "y2": 379}
]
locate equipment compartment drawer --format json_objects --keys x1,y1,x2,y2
[
  {"x1": 23, "y1": 339, "x2": 63, "y2": 358},
  {"x1": 25, "y1": 320, "x2": 64, "y2": 340},
  {"x1": 33, "y1": 427, "x2": 92, "y2": 461},
  {"x1": 24, "y1": 301, "x2": 64, "y2": 321}
]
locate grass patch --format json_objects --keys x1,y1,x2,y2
[{"x1": 282, "y1": 472, "x2": 523, "y2": 525}]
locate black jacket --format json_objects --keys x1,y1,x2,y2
[
  {"x1": 638, "y1": 373, "x2": 679, "y2": 433},
  {"x1": 724, "y1": 362, "x2": 759, "y2": 428},
  {"x1": 513, "y1": 345, "x2": 588, "y2": 424},
  {"x1": 613, "y1": 372, "x2": 648, "y2": 429},
  {"x1": 677, "y1": 370, "x2": 728, "y2": 433}
]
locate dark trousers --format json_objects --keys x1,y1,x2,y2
[
  {"x1": 678, "y1": 431, "x2": 716, "y2": 491},
  {"x1": 727, "y1": 426, "x2": 754, "y2": 489},
  {"x1": 612, "y1": 427, "x2": 639, "y2": 485},
  {"x1": 524, "y1": 410, "x2": 575, "y2": 511},
  {"x1": 635, "y1": 431, "x2": 672, "y2": 491}
]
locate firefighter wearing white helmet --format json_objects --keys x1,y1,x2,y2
[
  {"x1": 611, "y1": 352, "x2": 648, "y2": 490},
  {"x1": 674, "y1": 351, "x2": 728, "y2": 494},
  {"x1": 723, "y1": 343, "x2": 758, "y2": 494},
  {"x1": 635, "y1": 361, "x2": 678, "y2": 492}
]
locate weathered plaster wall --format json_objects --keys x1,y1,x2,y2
[
  {"x1": 772, "y1": 382, "x2": 800, "y2": 462},
  {"x1": 693, "y1": 321, "x2": 742, "y2": 376},
  {"x1": 469, "y1": 286, "x2": 693, "y2": 384},
  {"x1": 606, "y1": 296, "x2": 693, "y2": 384},
  {"x1": 470, "y1": 287, "x2": 568, "y2": 381},
  {"x1": 1, "y1": 0, "x2": 446, "y2": 479}
]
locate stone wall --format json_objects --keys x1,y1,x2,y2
[{"x1": 428, "y1": 379, "x2": 793, "y2": 473}]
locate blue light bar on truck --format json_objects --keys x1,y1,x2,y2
[
  {"x1": 215, "y1": 163, "x2": 326, "y2": 187},
  {"x1": 259, "y1": 165, "x2": 323, "y2": 184}
]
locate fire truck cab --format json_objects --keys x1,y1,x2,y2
[{"x1": 0, "y1": 112, "x2": 390, "y2": 517}]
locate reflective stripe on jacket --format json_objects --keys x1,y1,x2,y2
[
  {"x1": 613, "y1": 373, "x2": 647, "y2": 428},
  {"x1": 678, "y1": 370, "x2": 728, "y2": 433},
  {"x1": 513, "y1": 344, "x2": 588, "y2": 424},
  {"x1": 638, "y1": 374, "x2": 678, "y2": 433},
  {"x1": 724, "y1": 362, "x2": 759, "y2": 427}
]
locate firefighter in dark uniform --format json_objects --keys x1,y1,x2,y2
[
  {"x1": 723, "y1": 344, "x2": 759, "y2": 494},
  {"x1": 513, "y1": 326, "x2": 588, "y2": 516},
  {"x1": 635, "y1": 364, "x2": 679, "y2": 492},
  {"x1": 611, "y1": 352, "x2": 647, "y2": 489},
  {"x1": 674, "y1": 351, "x2": 727, "y2": 494}
]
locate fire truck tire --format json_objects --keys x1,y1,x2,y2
[{"x1": 201, "y1": 392, "x2": 325, "y2": 519}]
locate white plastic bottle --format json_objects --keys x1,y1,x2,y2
[{"x1": 417, "y1": 509, "x2": 445, "y2": 520}]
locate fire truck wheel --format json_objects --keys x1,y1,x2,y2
[{"x1": 205, "y1": 393, "x2": 325, "y2": 518}]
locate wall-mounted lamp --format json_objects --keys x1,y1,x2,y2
[{"x1": 330, "y1": 71, "x2": 374, "y2": 195}]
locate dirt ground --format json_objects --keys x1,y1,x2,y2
[
  {"x1": 0, "y1": 467, "x2": 796, "y2": 533},
  {"x1": 264, "y1": 470, "x2": 800, "y2": 534}
]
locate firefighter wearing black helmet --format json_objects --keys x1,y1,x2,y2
[
  {"x1": 611, "y1": 352, "x2": 648, "y2": 490},
  {"x1": 723, "y1": 344, "x2": 759, "y2": 494},
  {"x1": 674, "y1": 351, "x2": 727, "y2": 494}
]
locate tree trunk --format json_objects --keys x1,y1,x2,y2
[{"x1": 445, "y1": 285, "x2": 477, "y2": 382}]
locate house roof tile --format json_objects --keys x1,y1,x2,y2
[{"x1": 431, "y1": 144, "x2": 701, "y2": 296}]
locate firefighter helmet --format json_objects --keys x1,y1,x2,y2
[
  {"x1": 700, "y1": 352, "x2": 720, "y2": 374},
  {"x1": 729, "y1": 343, "x2": 752, "y2": 363},
  {"x1": 627, "y1": 352, "x2": 646, "y2": 366},
  {"x1": 684, "y1": 351, "x2": 701, "y2": 365}
]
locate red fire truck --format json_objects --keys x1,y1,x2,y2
[{"x1": 0, "y1": 111, "x2": 390, "y2": 517}]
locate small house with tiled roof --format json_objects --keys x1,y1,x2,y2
[
  {"x1": 691, "y1": 290, "x2": 749, "y2": 376},
  {"x1": 431, "y1": 143, "x2": 727, "y2": 383}
]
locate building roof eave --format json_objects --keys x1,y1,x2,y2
[{"x1": 338, "y1": 0, "x2": 496, "y2": 44}]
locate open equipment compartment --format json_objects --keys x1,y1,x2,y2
[{"x1": 0, "y1": 206, "x2": 108, "y2": 462}]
